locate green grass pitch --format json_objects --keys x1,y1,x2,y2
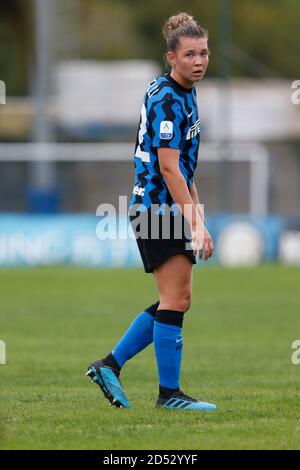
[{"x1": 0, "y1": 265, "x2": 299, "y2": 450}]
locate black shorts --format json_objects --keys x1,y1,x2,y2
[{"x1": 129, "y1": 211, "x2": 196, "y2": 273}]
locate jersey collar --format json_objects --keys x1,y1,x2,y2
[{"x1": 166, "y1": 73, "x2": 194, "y2": 93}]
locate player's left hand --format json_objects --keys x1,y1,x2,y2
[{"x1": 199, "y1": 228, "x2": 214, "y2": 261}]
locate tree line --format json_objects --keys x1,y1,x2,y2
[{"x1": 0, "y1": 0, "x2": 299, "y2": 95}]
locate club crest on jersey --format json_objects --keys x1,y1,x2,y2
[{"x1": 160, "y1": 121, "x2": 173, "y2": 140}]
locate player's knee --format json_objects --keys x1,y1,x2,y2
[
  {"x1": 178, "y1": 292, "x2": 192, "y2": 313},
  {"x1": 159, "y1": 299, "x2": 191, "y2": 313},
  {"x1": 183, "y1": 298, "x2": 192, "y2": 313},
  {"x1": 159, "y1": 289, "x2": 192, "y2": 313}
]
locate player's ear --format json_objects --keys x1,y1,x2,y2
[{"x1": 166, "y1": 50, "x2": 176, "y2": 68}]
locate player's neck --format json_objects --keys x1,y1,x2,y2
[{"x1": 170, "y1": 70, "x2": 193, "y2": 90}]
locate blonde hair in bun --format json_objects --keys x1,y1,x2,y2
[{"x1": 163, "y1": 12, "x2": 208, "y2": 52}]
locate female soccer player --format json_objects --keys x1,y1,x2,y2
[{"x1": 86, "y1": 12, "x2": 216, "y2": 411}]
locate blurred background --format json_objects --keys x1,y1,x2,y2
[{"x1": 0, "y1": 0, "x2": 299, "y2": 268}]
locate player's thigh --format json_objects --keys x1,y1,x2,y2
[{"x1": 153, "y1": 254, "x2": 193, "y2": 312}]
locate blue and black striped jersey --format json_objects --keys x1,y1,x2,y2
[{"x1": 129, "y1": 73, "x2": 201, "y2": 213}]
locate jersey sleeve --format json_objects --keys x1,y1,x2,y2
[{"x1": 149, "y1": 97, "x2": 185, "y2": 149}]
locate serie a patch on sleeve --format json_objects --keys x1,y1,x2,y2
[{"x1": 159, "y1": 121, "x2": 173, "y2": 140}]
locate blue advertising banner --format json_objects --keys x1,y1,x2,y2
[
  {"x1": 0, "y1": 213, "x2": 289, "y2": 267},
  {"x1": 0, "y1": 214, "x2": 139, "y2": 268}
]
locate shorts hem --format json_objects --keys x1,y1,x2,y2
[{"x1": 143, "y1": 250, "x2": 196, "y2": 274}]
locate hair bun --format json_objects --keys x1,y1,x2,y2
[{"x1": 163, "y1": 12, "x2": 198, "y2": 41}]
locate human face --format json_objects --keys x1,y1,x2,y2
[{"x1": 167, "y1": 36, "x2": 209, "y2": 89}]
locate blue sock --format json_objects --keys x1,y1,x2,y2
[
  {"x1": 153, "y1": 310, "x2": 184, "y2": 392},
  {"x1": 112, "y1": 302, "x2": 159, "y2": 368}
]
